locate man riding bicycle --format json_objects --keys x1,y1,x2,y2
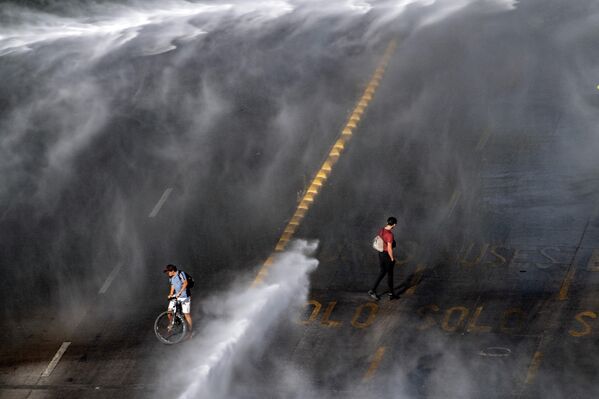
[{"x1": 163, "y1": 264, "x2": 192, "y2": 335}]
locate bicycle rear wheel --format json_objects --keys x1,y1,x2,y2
[{"x1": 154, "y1": 311, "x2": 187, "y2": 344}]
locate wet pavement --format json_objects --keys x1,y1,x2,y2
[{"x1": 3, "y1": 0, "x2": 599, "y2": 398}]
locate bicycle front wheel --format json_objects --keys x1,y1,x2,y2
[{"x1": 154, "y1": 311, "x2": 187, "y2": 344}]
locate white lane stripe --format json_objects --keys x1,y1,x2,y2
[
  {"x1": 476, "y1": 129, "x2": 491, "y2": 152},
  {"x1": 446, "y1": 190, "x2": 461, "y2": 217},
  {"x1": 98, "y1": 263, "x2": 122, "y2": 294},
  {"x1": 41, "y1": 342, "x2": 71, "y2": 377},
  {"x1": 149, "y1": 187, "x2": 173, "y2": 218}
]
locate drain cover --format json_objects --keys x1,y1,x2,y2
[{"x1": 479, "y1": 347, "x2": 512, "y2": 357}]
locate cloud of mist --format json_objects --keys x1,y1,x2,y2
[
  {"x1": 0, "y1": 0, "x2": 519, "y2": 204},
  {"x1": 4, "y1": 1, "x2": 599, "y2": 397},
  {"x1": 0, "y1": 0, "x2": 519, "y2": 321},
  {"x1": 155, "y1": 239, "x2": 318, "y2": 399}
]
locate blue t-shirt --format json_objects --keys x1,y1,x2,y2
[{"x1": 170, "y1": 271, "x2": 189, "y2": 299}]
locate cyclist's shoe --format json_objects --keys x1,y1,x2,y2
[{"x1": 368, "y1": 290, "x2": 380, "y2": 301}]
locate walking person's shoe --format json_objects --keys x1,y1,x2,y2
[
  {"x1": 368, "y1": 290, "x2": 380, "y2": 301},
  {"x1": 389, "y1": 292, "x2": 399, "y2": 300}
]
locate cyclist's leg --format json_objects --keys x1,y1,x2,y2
[
  {"x1": 182, "y1": 298, "x2": 192, "y2": 332},
  {"x1": 167, "y1": 299, "x2": 176, "y2": 326}
]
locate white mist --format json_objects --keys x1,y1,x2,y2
[{"x1": 172, "y1": 239, "x2": 318, "y2": 399}]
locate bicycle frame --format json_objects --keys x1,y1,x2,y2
[{"x1": 154, "y1": 297, "x2": 189, "y2": 344}]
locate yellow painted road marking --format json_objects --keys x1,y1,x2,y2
[
  {"x1": 320, "y1": 301, "x2": 343, "y2": 327},
  {"x1": 557, "y1": 220, "x2": 590, "y2": 300},
  {"x1": 524, "y1": 219, "x2": 588, "y2": 393},
  {"x1": 351, "y1": 302, "x2": 379, "y2": 329},
  {"x1": 441, "y1": 306, "x2": 469, "y2": 332},
  {"x1": 466, "y1": 306, "x2": 492, "y2": 333},
  {"x1": 568, "y1": 311, "x2": 597, "y2": 337},
  {"x1": 558, "y1": 266, "x2": 577, "y2": 300},
  {"x1": 300, "y1": 300, "x2": 322, "y2": 325},
  {"x1": 524, "y1": 351, "x2": 543, "y2": 384},
  {"x1": 253, "y1": 40, "x2": 397, "y2": 285},
  {"x1": 405, "y1": 264, "x2": 425, "y2": 296},
  {"x1": 363, "y1": 346, "x2": 386, "y2": 381}
]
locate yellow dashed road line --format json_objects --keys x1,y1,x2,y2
[
  {"x1": 557, "y1": 220, "x2": 590, "y2": 300},
  {"x1": 363, "y1": 346, "x2": 387, "y2": 381},
  {"x1": 558, "y1": 266, "x2": 577, "y2": 301},
  {"x1": 405, "y1": 264, "x2": 425, "y2": 296},
  {"x1": 253, "y1": 40, "x2": 397, "y2": 285},
  {"x1": 524, "y1": 351, "x2": 543, "y2": 385}
]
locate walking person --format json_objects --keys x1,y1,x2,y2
[
  {"x1": 369, "y1": 217, "x2": 399, "y2": 300},
  {"x1": 163, "y1": 264, "x2": 193, "y2": 336}
]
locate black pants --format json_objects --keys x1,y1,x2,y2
[{"x1": 372, "y1": 252, "x2": 394, "y2": 294}]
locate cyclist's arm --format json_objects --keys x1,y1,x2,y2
[
  {"x1": 168, "y1": 285, "x2": 174, "y2": 298},
  {"x1": 177, "y1": 279, "x2": 188, "y2": 298}
]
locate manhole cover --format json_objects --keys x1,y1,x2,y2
[{"x1": 479, "y1": 347, "x2": 512, "y2": 357}]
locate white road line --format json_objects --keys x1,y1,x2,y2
[
  {"x1": 446, "y1": 190, "x2": 461, "y2": 217},
  {"x1": 98, "y1": 263, "x2": 122, "y2": 294},
  {"x1": 476, "y1": 129, "x2": 492, "y2": 152},
  {"x1": 41, "y1": 342, "x2": 71, "y2": 377},
  {"x1": 148, "y1": 187, "x2": 173, "y2": 218}
]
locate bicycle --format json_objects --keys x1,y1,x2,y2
[{"x1": 154, "y1": 297, "x2": 189, "y2": 344}]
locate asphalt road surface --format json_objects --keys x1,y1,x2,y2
[{"x1": 2, "y1": 0, "x2": 599, "y2": 398}]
